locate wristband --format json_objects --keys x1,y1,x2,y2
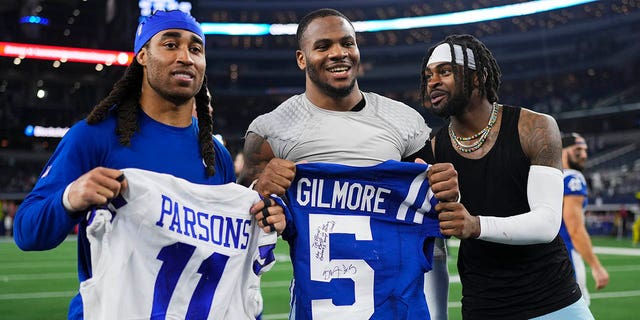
[
  {"x1": 62, "y1": 182, "x2": 77, "y2": 212},
  {"x1": 62, "y1": 182, "x2": 84, "y2": 219}
]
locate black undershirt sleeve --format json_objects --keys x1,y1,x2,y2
[{"x1": 401, "y1": 140, "x2": 435, "y2": 164}]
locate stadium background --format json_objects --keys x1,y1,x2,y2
[{"x1": 0, "y1": 0, "x2": 639, "y2": 319}]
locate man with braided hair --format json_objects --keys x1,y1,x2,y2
[
  {"x1": 14, "y1": 10, "x2": 285, "y2": 319},
  {"x1": 421, "y1": 34, "x2": 593, "y2": 319}
]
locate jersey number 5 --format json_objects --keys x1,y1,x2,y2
[{"x1": 308, "y1": 214, "x2": 375, "y2": 319}]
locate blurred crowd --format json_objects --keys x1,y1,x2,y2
[{"x1": 1, "y1": 0, "x2": 638, "y2": 207}]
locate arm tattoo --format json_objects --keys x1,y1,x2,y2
[
  {"x1": 237, "y1": 132, "x2": 275, "y2": 186},
  {"x1": 519, "y1": 110, "x2": 562, "y2": 170}
]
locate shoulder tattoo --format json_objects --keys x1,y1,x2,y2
[{"x1": 519, "y1": 111, "x2": 562, "y2": 169}]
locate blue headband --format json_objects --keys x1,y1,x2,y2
[{"x1": 134, "y1": 10, "x2": 205, "y2": 54}]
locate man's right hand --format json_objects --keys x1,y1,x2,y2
[
  {"x1": 65, "y1": 167, "x2": 127, "y2": 212},
  {"x1": 254, "y1": 158, "x2": 296, "y2": 197}
]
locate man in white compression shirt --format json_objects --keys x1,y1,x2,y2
[{"x1": 238, "y1": 8, "x2": 459, "y2": 320}]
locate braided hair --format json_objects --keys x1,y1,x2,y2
[
  {"x1": 86, "y1": 56, "x2": 217, "y2": 176},
  {"x1": 194, "y1": 77, "x2": 217, "y2": 176},
  {"x1": 420, "y1": 34, "x2": 501, "y2": 107}
]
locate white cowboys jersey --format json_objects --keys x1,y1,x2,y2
[{"x1": 80, "y1": 168, "x2": 277, "y2": 320}]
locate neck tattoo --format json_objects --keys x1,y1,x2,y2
[{"x1": 448, "y1": 102, "x2": 501, "y2": 153}]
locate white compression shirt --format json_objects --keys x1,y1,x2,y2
[{"x1": 247, "y1": 91, "x2": 431, "y2": 165}]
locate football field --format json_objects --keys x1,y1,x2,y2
[{"x1": 1, "y1": 236, "x2": 638, "y2": 319}]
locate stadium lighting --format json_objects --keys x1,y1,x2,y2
[
  {"x1": 19, "y1": 16, "x2": 50, "y2": 25},
  {"x1": 201, "y1": 23, "x2": 271, "y2": 36},
  {"x1": 202, "y1": 0, "x2": 599, "y2": 35},
  {"x1": 1, "y1": 0, "x2": 598, "y2": 65},
  {"x1": 24, "y1": 125, "x2": 70, "y2": 138},
  {"x1": 353, "y1": 0, "x2": 599, "y2": 32},
  {"x1": 0, "y1": 42, "x2": 134, "y2": 66}
]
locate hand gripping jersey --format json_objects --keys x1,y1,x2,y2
[
  {"x1": 559, "y1": 169, "x2": 589, "y2": 253},
  {"x1": 80, "y1": 168, "x2": 277, "y2": 320},
  {"x1": 284, "y1": 161, "x2": 443, "y2": 320}
]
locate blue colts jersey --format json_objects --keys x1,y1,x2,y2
[
  {"x1": 559, "y1": 169, "x2": 589, "y2": 254},
  {"x1": 284, "y1": 160, "x2": 443, "y2": 319}
]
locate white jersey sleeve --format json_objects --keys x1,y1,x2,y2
[{"x1": 80, "y1": 168, "x2": 277, "y2": 320}]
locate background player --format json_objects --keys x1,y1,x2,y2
[
  {"x1": 13, "y1": 10, "x2": 284, "y2": 319},
  {"x1": 559, "y1": 132, "x2": 610, "y2": 305}
]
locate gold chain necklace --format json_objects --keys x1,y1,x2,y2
[{"x1": 448, "y1": 102, "x2": 500, "y2": 153}]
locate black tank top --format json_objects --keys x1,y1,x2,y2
[{"x1": 434, "y1": 105, "x2": 581, "y2": 319}]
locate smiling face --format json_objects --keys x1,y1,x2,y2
[
  {"x1": 296, "y1": 15, "x2": 360, "y2": 99},
  {"x1": 424, "y1": 62, "x2": 469, "y2": 118},
  {"x1": 137, "y1": 29, "x2": 206, "y2": 106}
]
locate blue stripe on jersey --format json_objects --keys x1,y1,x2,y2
[{"x1": 284, "y1": 160, "x2": 444, "y2": 319}]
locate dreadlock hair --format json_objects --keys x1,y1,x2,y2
[
  {"x1": 194, "y1": 76, "x2": 217, "y2": 176},
  {"x1": 86, "y1": 58, "x2": 142, "y2": 146},
  {"x1": 86, "y1": 57, "x2": 217, "y2": 177},
  {"x1": 296, "y1": 8, "x2": 354, "y2": 50},
  {"x1": 420, "y1": 34, "x2": 501, "y2": 107}
]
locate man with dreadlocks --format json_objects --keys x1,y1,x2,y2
[
  {"x1": 14, "y1": 10, "x2": 285, "y2": 319},
  {"x1": 421, "y1": 34, "x2": 594, "y2": 319}
]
